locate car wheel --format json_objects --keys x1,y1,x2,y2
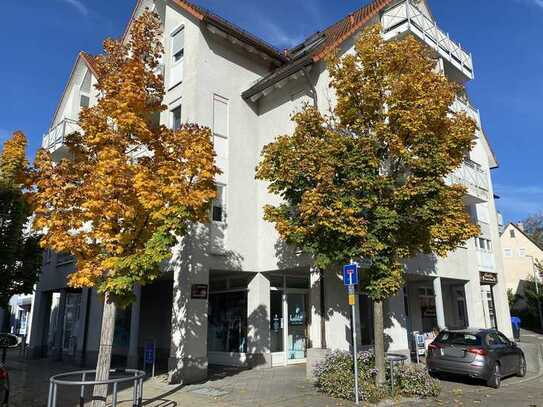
[
  {"x1": 517, "y1": 355, "x2": 527, "y2": 378},
  {"x1": 487, "y1": 363, "x2": 501, "y2": 389}
]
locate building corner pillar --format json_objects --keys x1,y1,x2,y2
[
  {"x1": 247, "y1": 273, "x2": 271, "y2": 368},
  {"x1": 433, "y1": 277, "x2": 446, "y2": 330},
  {"x1": 127, "y1": 285, "x2": 142, "y2": 369}
]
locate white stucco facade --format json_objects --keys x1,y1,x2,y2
[{"x1": 29, "y1": 0, "x2": 512, "y2": 384}]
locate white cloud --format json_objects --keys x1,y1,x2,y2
[
  {"x1": 257, "y1": 20, "x2": 305, "y2": 49},
  {"x1": 61, "y1": 0, "x2": 89, "y2": 16}
]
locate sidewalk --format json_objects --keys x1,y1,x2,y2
[{"x1": 4, "y1": 351, "x2": 355, "y2": 407}]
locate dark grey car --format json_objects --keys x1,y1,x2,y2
[{"x1": 426, "y1": 329, "x2": 526, "y2": 388}]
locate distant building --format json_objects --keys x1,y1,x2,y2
[{"x1": 500, "y1": 223, "x2": 543, "y2": 310}]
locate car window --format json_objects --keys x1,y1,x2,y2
[
  {"x1": 497, "y1": 333, "x2": 511, "y2": 346},
  {"x1": 437, "y1": 332, "x2": 481, "y2": 346},
  {"x1": 486, "y1": 333, "x2": 506, "y2": 346}
]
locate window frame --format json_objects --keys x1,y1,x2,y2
[
  {"x1": 170, "y1": 102, "x2": 182, "y2": 131},
  {"x1": 211, "y1": 183, "x2": 226, "y2": 224},
  {"x1": 170, "y1": 25, "x2": 185, "y2": 65}
]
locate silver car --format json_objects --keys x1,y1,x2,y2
[{"x1": 426, "y1": 328, "x2": 526, "y2": 388}]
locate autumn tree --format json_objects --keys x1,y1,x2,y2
[
  {"x1": 33, "y1": 11, "x2": 218, "y2": 406},
  {"x1": 523, "y1": 212, "x2": 543, "y2": 248},
  {"x1": 0, "y1": 132, "x2": 42, "y2": 321},
  {"x1": 256, "y1": 25, "x2": 479, "y2": 385}
]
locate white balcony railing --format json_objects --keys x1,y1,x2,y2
[
  {"x1": 451, "y1": 97, "x2": 481, "y2": 129},
  {"x1": 477, "y1": 250, "x2": 495, "y2": 272},
  {"x1": 447, "y1": 159, "x2": 489, "y2": 202},
  {"x1": 42, "y1": 118, "x2": 80, "y2": 152},
  {"x1": 382, "y1": 0, "x2": 474, "y2": 80}
]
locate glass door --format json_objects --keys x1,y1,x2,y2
[
  {"x1": 287, "y1": 293, "x2": 307, "y2": 361},
  {"x1": 270, "y1": 290, "x2": 284, "y2": 354}
]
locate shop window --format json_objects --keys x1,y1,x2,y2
[{"x1": 208, "y1": 291, "x2": 247, "y2": 353}]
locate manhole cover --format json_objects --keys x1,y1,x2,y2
[{"x1": 190, "y1": 387, "x2": 229, "y2": 397}]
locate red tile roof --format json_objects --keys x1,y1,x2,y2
[
  {"x1": 80, "y1": 52, "x2": 98, "y2": 77},
  {"x1": 312, "y1": 0, "x2": 394, "y2": 62}
]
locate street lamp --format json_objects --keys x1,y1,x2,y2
[{"x1": 527, "y1": 255, "x2": 543, "y2": 330}]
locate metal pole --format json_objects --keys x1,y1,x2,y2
[
  {"x1": 133, "y1": 372, "x2": 138, "y2": 407},
  {"x1": 52, "y1": 383, "x2": 58, "y2": 407},
  {"x1": 139, "y1": 378, "x2": 144, "y2": 407},
  {"x1": 112, "y1": 382, "x2": 118, "y2": 407},
  {"x1": 530, "y1": 256, "x2": 543, "y2": 330},
  {"x1": 47, "y1": 382, "x2": 53, "y2": 407},
  {"x1": 390, "y1": 360, "x2": 395, "y2": 394},
  {"x1": 352, "y1": 300, "x2": 359, "y2": 405},
  {"x1": 80, "y1": 372, "x2": 86, "y2": 407}
]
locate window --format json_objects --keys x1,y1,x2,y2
[
  {"x1": 56, "y1": 252, "x2": 74, "y2": 266},
  {"x1": 510, "y1": 229, "x2": 516, "y2": 238},
  {"x1": 518, "y1": 248, "x2": 526, "y2": 257},
  {"x1": 503, "y1": 248, "x2": 513, "y2": 257},
  {"x1": 80, "y1": 94, "x2": 90, "y2": 109},
  {"x1": 213, "y1": 95, "x2": 229, "y2": 164},
  {"x1": 44, "y1": 249, "x2": 52, "y2": 264},
  {"x1": 212, "y1": 185, "x2": 225, "y2": 222},
  {"x1": 208, "y1": 291, "x2": 247, "y2": 353},
  {"x1": 477, "y1": 237, "x2": 492, "y2": 252},
  {"x1": 437, "y1": 332, "x2": 482, "y2": 346},
  {"x1": 169, "y1": 27, "x2": 184, "y2": 88},
  {"x1": 171, "y1": 105, "x2": 182, "y2": 130}
]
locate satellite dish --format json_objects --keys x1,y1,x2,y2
[{"x1": 0, "y1": 333, "x2": 21, "y2": 349}]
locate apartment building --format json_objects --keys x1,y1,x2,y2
[{"x1": 28, "y1": 0, "x2": 512, "y2": 385}]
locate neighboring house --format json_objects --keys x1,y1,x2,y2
[
  {"x1": 0, "y1": 294, "x2": 34, "y2": 345},
  {"x1": 28, "y1": 0, "x2": 512, "y2": 385},
  {"x1": 500, "y1": 223, "x2": 543, "y2": 310}
]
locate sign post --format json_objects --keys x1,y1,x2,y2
[
  {"x1": 143, "y1": 340, "x2": 156, "y2": 377},
  {"x1": 343, "y1": 263, "x2": 360, "y2": 405}
]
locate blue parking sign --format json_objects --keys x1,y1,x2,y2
[{"x1": 343, "y1": 263, "x2": 359, "y2": 286}]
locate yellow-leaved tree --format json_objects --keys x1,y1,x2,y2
[{"x1": 33, "y1": 11, "x2": 218, "y2": 405}]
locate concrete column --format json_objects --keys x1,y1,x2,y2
[
  {"x1": 433, "y1": 277, "x2": 446, "y2": 330},
  {"x1": 75, "y1": 288, "x2": 90, "y2": 365},
  {"x1": 54, "y1": 290, "x2": 67, "y2": 361},
  {"x1": 28, "y1": 290, "x2": 52, "y2": 359},
  {"x1": 383, "y1": 290, "x2": 410, "y2": 356},
  {"x1": 464, "y1": 278, "x2": 485, "y2": 328},
  {"x1": 308, "y1": 269, "x2": 322, "y2": 349},
  {"x1": 127, "y1": 285, "x2": 142, "y2": 368},
  {"x1": 492, "y1": 279, "x2": 513, "y2": 338},
  {"x1": 247, "y1": 273, "x2": 271, "y2": 368},
  {"x1": 168, "y1": 256, "x2": 209, "y2": 385}
]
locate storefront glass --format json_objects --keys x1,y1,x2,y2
[
  {"x1": 208, "y1": 291, "x2": 248, "y2": 353},
  {"x1": 287, "y1": 293, "x2": 306, "y2": 360}
]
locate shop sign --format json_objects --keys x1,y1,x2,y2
[
  {"x1": 191, "y1": 284, "x2": 209, "y2": 299},
  {"x1": 289, "y1": 308, "x2": 304, "y2": 326},
  {"x1": 480, "y1": 272, "x2": 498, "y2": 285}
]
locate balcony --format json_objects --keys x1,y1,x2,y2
[
  {"x1": 477, "y1": 250, "x2": 495, "y2": 273},
  {"x1": 42, "y1": 118, "x2": 80, "y2": 154},
  {"x1": 451, "y1": 97, "x2": 481, "y2": 129},
  {"x1": 382, "y1": 0, "x2": 474, "y2": 81},
  {"x1": 446, "y1": 159, "x2": 489, "y2": 203}
]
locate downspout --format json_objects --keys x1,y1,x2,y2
[{"x1": 302, "y1": 66, "x2": 318, "y2": 108}]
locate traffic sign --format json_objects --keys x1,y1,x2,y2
[{"x1": 343, "y1": 263, "x2": 359, "y2": 286}]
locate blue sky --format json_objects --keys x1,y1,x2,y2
[{"x1": 0, "y1": 0, "x2": 541, "y2": 222}]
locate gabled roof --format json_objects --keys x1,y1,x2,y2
[
  {"x1": 49, "y1": 52, "x2": 97, "y2": 129},
  {"x1": 242, "y1": 0, "x2": 394, "y2": 100},
  {"x1": 502, "y1": 223, "x2": 543, "y2": 252}
]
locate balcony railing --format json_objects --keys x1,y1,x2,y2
[
  {"x1": 477, "y1": 250, "x2": 495, "y2": 272},
  {"x1": 451, "y1": 97, "x2": 481, "y2": 129},
  {"x1": 42, "y1": 118, "x2": 80, "y2": 152},
  {"x1": 382, "y1": 0, "x2": 474, "y2": 80},
  {"x1": 447, "y1": 159, "x2": 489, "y2": 202}
]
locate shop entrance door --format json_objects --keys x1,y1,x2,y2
[{"x1": 270, "y1": 275, "x2": 309, "y2": 366}]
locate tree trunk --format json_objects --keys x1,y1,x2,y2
[
  {"x1": 91, "y1": 293, "x2": 117, "y2": 407},
  {"x1": 320, "y1": 269, "x2": 327, "y2": 349},
  {"x1": 373, "y1": 300, "x2": 386, "y2": 386}
]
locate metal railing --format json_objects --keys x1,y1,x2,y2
[
  {"x1": 48, "y1": 369, "x2": 145, "y2": 407},
  {"x1": 42, "y1": 118, "x2": 80, "y2": 152},
  {"x1": 447, "y1": 159, "x2": 489, "y2": 202},
  {"x1": 382, "y1": 0, "x2": 474, "y2": 80},
  {"x1": 451, "y1": 97, "x2": 481, "y2": 129}
]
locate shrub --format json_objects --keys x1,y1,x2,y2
[
  {"x1": 396, "y1": 364, "x2": 441, "y2": 398},
  {"x1": 314, "y1": 350, "x2": 440, "y2": 403},
  {"x1": 314, "y1": 349, "x2": 386, "y2": 403}
]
